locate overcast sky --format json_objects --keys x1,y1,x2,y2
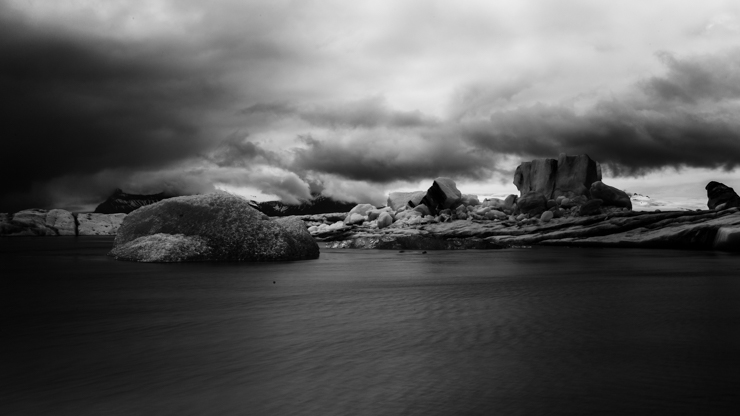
[{"x1": 3, "y1": 0, "x2": 740, "y2": 211}]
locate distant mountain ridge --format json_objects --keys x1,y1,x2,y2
[
  {"x1": 94, "y1": 189, "x2": 174, "y2": 214},
  {"x1": 257, "y1": 194, "x2": 359, "y2": 216},
  {"x1": 94, "y1": 189, "x2": 358, "y2": 216}
]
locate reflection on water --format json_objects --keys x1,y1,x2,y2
[{"x1": 2, "y1": 237, "x2": 740, "y2": 415}]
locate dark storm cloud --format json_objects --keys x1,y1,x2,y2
[
  {"x1": 300, "y1": 96, "x2": 437, "y2": 129},
  {"x1": 643, "y1": 51, "x2": 740, "y2": 103},
  {"x1": 288, "y1": 49, "x2": 740, "y2": 185},
  {"x1": 449, "y1": 78, "x2": 532, "y2": 120},
  {"x1": 5, "y1": 1, "x2": 740, "y2": 209},
  {"x1": 0, "y1": 9, "x2": 232, "y2": 211},
  {"x1": 207, "y1": 135, "x2": 282, "y2": 168},
  {"x1": 243, "y1": 96, "x2": 437, "y2": 129},
  {"x1": 293, "y1": 132, "x2": 492, "y2": 183},
  {"x1": 464, "y1": 101, "x2": 740, "y2": 175},
  {"x1": 460, "y1": 49, "x2": 740, "y2": 175},
  {"x1": 241, "y1": 102, "x2": 295, "y2": 117}
]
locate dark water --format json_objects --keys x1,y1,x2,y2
[{"x1": 3, "y1": 238, "x2": 740, "y2": 416}]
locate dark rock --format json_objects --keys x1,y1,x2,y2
[
  {"x1": 95, "y1": 189, "x2": 173, "y2": 214},
  {"x1": 517, "y1": 192, "x2": 548, "y2": 216},
  {"x1": 590, "y1": 181, "x2": 632, "y2": 209},
  {"x1": 514, "y1": 158, "x2": 557, "y2": 198},
  {"x1": 578, "y1": 199, "x2": 603, "y2": 216},
  {"x1": 560, "y1": 195, "x2": 588, "y2": 209},
  {"x1": 546, "y1": 199, "x2": 557, "y2": 209},
  {"x1": 258, "y1": 193, "x2": 358, "y2": 216},
  {"x1": 513, "y1": 162, "x2": 531, "y2": 194},
  {"x1": 553, "y1": 153, "x2": 602, "y2": 199},
  {"x1": 110, "y1": 192, "x2": 319, "y2": 262},
  {"x1": 540, "y1": 211, "x2": 554, "y2": 222},
  {"x1": 273, "y1": 216, "x2": 319, "y2": 255},
  {"x1": 420, "y1": 178, "x2": 462, "y2": 215},
  {"x1": 513, "y1": 154, "x2": 601, "y2": 200},
  {"x1": 706, "y1": 181, "x2": 740, "y2": 210},
  {"x1": 504, "y1": 194, "x2": 518, "y2": 211},
  {"x1": 548, "y1": 207, "x2": 564, "y2": 218}
]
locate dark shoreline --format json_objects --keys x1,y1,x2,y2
[{"x1": 5, "y1": 208, "x2": 740, "y2": 254}]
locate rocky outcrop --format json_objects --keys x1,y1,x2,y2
[
  {"x1": 387, "y1": 191, "x2": 426, "y2": 211},
  {"x1": 706, "y1": 181, "x2": 740, "y2": 210},
  {"x1": 553, "y1": 153, "x2": 601, "y2": 198},
  {"x1": 95, "y1": 189, "x2": 173, "y2": 214},
  {"x1": 78, "y1": 213, "x2": 127, "y2": 236},
  {"x1": 578, "y1": 199, "x2": 603, "y2": 216},
  {"x1": 517, "y1": 192, "x2": 548, "y2": 216},
  {"x1": 514, "y1": 154, "x2": 601, "y2": 199},
  {"x1": 419, "y1": 178, "x2": 462, "y2": 215},
  {"x1": 299, "y1": 175, "x2": 627, "y2": 244},
  {"x1": 311, "y1": 207, "x2": 740, "y2": 251},
  {"x1": 0, "y1": 209, "x2": 79, "y2": 236},
  {"x1": 273, "y1": 216, "x2": 319, "y2": 257},
  {"x1": 110, "y1": 192, "x2": 319, "y2": 262},
  {"x1": 295, "y1": 177, "x2": 740, "y2": 251},
  {"x1": 538, "y1": 209, "x2": 740, "y2": 250},
  {"x1": 560, "y1": 195, "x2": 588, "y2": 209},
  {"x1": 514, "y1": 158, "x2": 557, "y2": 197},
  {"x1": 109, "y1": 233, "x2": 212, "y2": 262},
  {"x1": 540, "y1": 211, "x2": 554, "y2": 223},
  {"x1": 590, "y1": 181, "x2": 632, "y2": 210}
]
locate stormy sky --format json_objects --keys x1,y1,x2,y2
[{"x1": 3, "y1": 0, "x2": 740, "y2": 212}]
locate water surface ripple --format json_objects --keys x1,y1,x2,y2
[{"x1": 3, "y1": 237, "x2": 740, "y2": 415}]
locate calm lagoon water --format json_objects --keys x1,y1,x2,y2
[{"x1": 3, "y1": 237, "x2": 740, "y2": 415}]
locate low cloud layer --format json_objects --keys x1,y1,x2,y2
[
  {"x1": 283, "y1": 50, "x2": 740, "y2": 185},
  {"x1": 463, "y1": 49, "x2": 740, "y2": 175},
  {"x1": 293, "y1": 131, "x2": 491, "y2": 183},
  {"x1": 3, "y1": 1, "x2": 740, "y2": 211},
  {"x1": 0, "y1": 5, "x2": 233, "y2": 210},
  {"x1": 243, "y1": 96, "x2": 437, "y2": 130}
]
